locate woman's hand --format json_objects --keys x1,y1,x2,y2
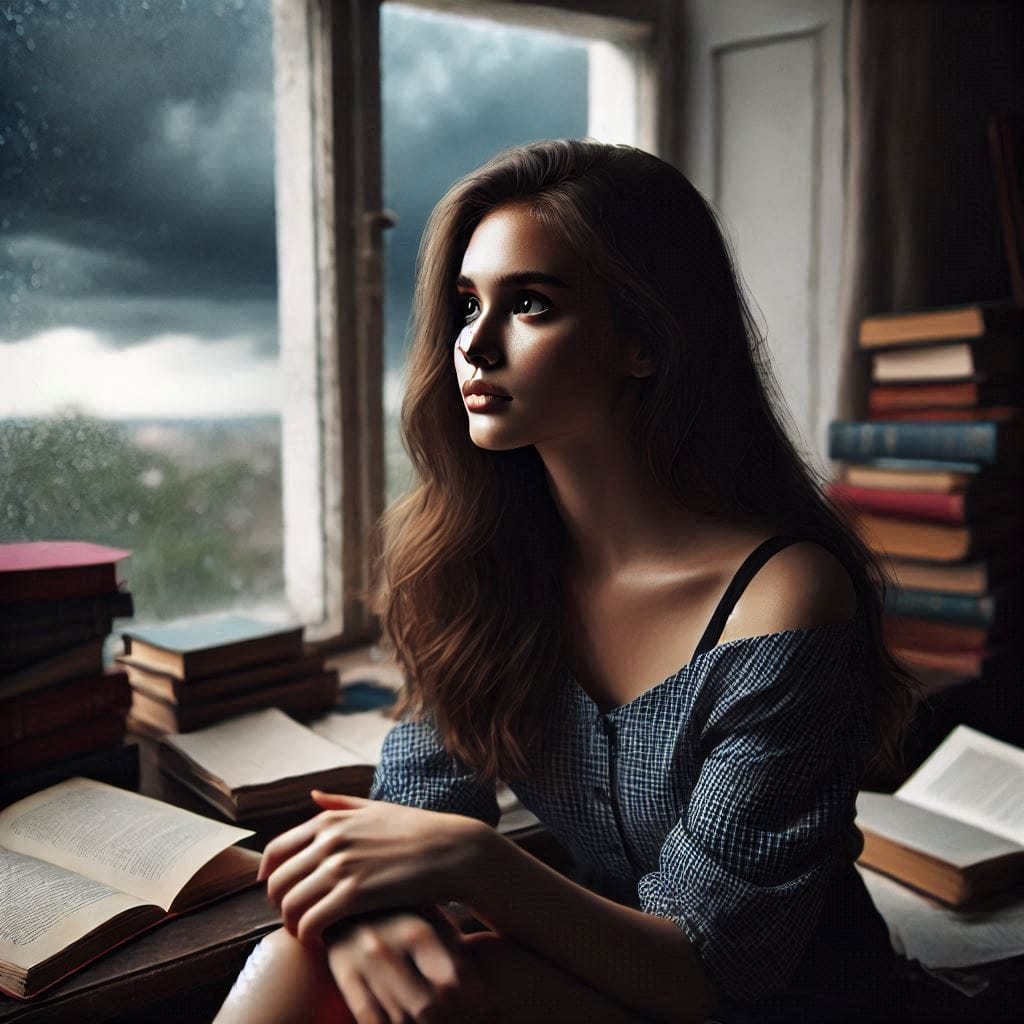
[
  {"x1": 324, "y1": 909, "x2": 492, "y2": 1024},
  {"x1": 259, "y1": 791, "x2": 492, "y2": 944}
]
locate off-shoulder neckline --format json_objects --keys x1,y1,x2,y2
[{"x1": 568, "y1": 617, "x2": 861, "y2": 718}]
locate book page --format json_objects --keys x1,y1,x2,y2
[
  {"x1": 164, "y1": 707, "x2": 364, "y2": 790},
  {"x1": 309, "y1": 709, "x2": 397, "y2": 764},
  {"x1": 856, "y1": 792, "x2": 1021, "y2": 867},
  {"x1": 0, "y1": 847, "x2": 151, "y2": 972},
  {"x1": 0, "y1": 778, "x2": 253, "y2": 911},
  {"x1": 898, "y1": 726, "x2": 1024, "y2": 845}
]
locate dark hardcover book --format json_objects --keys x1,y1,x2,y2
[
  {"x1": 883, "y1": 587, "x2": 1017, "y2": 630},
  {"x1": 858, "y1": 302, "x2": 1024, "y2": 349},
  {"x1": 829, "y1": 420, "x2": 1021, "y2": 466},
  {"x1": 0, "y1": 709, "x2": 129, "y2": 777},
  {"x1": 868, "y1": 379, "x2": 1018, "y2": 413},
  {"x1": 121, "y1": 616, "x2": 304, "y2": 681},
  {"x1": 0, "y1": 542, "x2": 131, "y2": 605},
  {"x1": 0, "y1": 669, "x2": 131, "y2": 745},
  {"x1": 117, "y1": 652, "x2": 327, "y2": 705},
  {"x1": 0, "y1": 617, "x2": 114, "y2": 674},
  {"x1": 0, "y1": 589, "x2": 134, "y2": 636},
  {"x1": 0, "y1": 639, "x2": 107, "y2": 701},
  {"x1": 128, "y1": 671, "x2": 339, "y2": 734},
  {"x1": 883, "y1": 615, "x2": 990, "y2": 652},
  {"x1": 0, "y1": 742, "x2": 140, "y2": 810},
  {"x1": 826, "y1": 481, "x2": 1017, "y2": 524}
]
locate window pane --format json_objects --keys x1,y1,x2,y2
[
  {"x1": 381, "y1": 4, "x2": 589, "y2": 504},
  {"x1": 0, "y1": 0, "x2": 284, "y2": 623}
]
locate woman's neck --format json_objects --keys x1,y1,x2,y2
[{"x1": 535, "y1": 428, "x2": 715, "y2": 584}]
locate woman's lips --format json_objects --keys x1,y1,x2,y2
[{"x1": 465, "y1": 393, "x2": 513, "y2": 413}]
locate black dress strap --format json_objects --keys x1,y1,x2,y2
[{"x1": 691, "y1": 533, "x2": 821, "y2": 661}]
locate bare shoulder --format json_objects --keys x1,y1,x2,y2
[{"x1": 718, "y1": 540, "x2": 858, "y2": 645}]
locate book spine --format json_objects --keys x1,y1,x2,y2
[
  {"x1": 0, "y1": 566, "x2": 120, "y2": 605},
  {"x1": 829, "y1": 421, "x2": 1005, "y2": 465},
  {"x1": 0, "y1": 590, "x2": 134, "y2": 632},
  {"x1": 0, "y1": 743, "x2": 140, "y2": 810},
  {"x1": 0, "y1": 712, "x2": 128, "y2": 775},
  {"x1": 883, "y1": 588, "x2": 996, "y2": 627},
  {"x1": 0, "y1": 617, "x2": 113, "y2": 673},
  {"x1": 883, "y1": 615, "x2": 989, "y2": 651},
  {"x1": 0, "y1": 670, "x2": 130, "y2": 745},
  {"x1": 827, "y1": 483, "x2": 965, "y2": 523}
]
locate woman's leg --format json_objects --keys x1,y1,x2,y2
[{"x1": 212, "y1": 926, "x2": 354, "y2": 1024}]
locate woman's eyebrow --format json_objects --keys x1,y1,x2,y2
[{"x1": 456, "y1": 271, "x2": 570, "y2": 289}]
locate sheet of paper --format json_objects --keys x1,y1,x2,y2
[
  {"x1": 856, "y1": 791, "x2": 1022, "y2": 866},
  {"x1": 858, "y1": 865, "x2": 1024, "y2": 968},
  {"x1": 0, "y1": 847, "x2": 149, "y2": 971},
  {"x1": 0, "y1": 778, "x2": 252, "y2": 910},
  {"x1": 898, "y1": 726, "x2": 1024, "y2": 845},
  {"x1": 164, "y1": 707, "x2": 365, "y2": 789}
]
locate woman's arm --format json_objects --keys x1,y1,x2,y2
[{"x1": 461, "y1": 826, "x2": 718, "y2": 1023}]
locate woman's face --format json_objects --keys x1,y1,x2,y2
[{"x1": 454, "y1": 203, "x2": 636, "y2": 453}]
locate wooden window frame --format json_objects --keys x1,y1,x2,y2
[{"x1": 272, "y1": 0, "x2": 684, "y2": 651}]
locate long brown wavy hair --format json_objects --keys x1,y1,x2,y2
[{"x1": 374, "y1": 139, "x2": 918, "y2": 782}]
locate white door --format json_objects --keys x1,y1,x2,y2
[{"x1": 680, "y1": 0, "x2": 846, "y2": 468}]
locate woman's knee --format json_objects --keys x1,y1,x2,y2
[{"x1": 215, "y1": 926, "x2": 353, "y2": 1024}]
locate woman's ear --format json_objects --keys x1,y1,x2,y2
[{"x1": 622, "y1": 338, "x2": 656, "y2": 379}]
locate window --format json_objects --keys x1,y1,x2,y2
[
  {"x1": 1, "y1": 0, "x2": 286, "y2": 626},
  {"x1": 2, "y1": 0, "x2": 675, "y2": 643}
]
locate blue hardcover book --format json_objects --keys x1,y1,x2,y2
[
  {"x1": 884, "y1": 588, "x2": 998, "y2": 627},
  {"x1": 121, "y1": 616, "x2": 305, "y2": 680},
  {"x1": 829, "y1": 420, "x2": 1019, "y2": 466}
]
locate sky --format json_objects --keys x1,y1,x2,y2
[{"x1": 0, "y1": 0, "x2": 587, "y2": 419}]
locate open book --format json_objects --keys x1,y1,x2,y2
[
  {"x1": 0, "y1": 777, "x2": 259, "y2": 999},
  {"x1": 856, "y1": 725, "x2": 1024, "y2": 907}
]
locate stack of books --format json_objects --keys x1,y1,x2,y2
[
  {"x1": 119, "y1": 615, "x2": 338, "y2": 735},
  {"x1": 0, "y1": 541, "x2": 136, "y2": 802},
  {"x1": 827, "y1": 302, "x2": 1023, "y2": 693}
]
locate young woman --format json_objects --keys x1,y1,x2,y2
[{"x1": 215, "y1": 139, "x2": 918, "y2": 1023}]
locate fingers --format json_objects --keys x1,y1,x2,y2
[
  {"x1": 259, "y1": 812, "x2": 346, "y2": 882},
  {"x1": 311, "y1": 790, "x2": 371, "y2": 809},
  {"x1": 326, "y1": 914, "x2": 471, "y2": 1024}
]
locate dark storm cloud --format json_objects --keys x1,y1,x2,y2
[
  {"x1": 0, "y1": 0, "x2": 277, "y2": 348},
  {"x1": 0, "y1": 1, "x2": 586, "y2": 360},
  {"x1": 380, "y1": 8, "x2": 587, "y2": 365}
]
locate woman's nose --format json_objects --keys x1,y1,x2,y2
[{"x1": 456, "y1": 318, "x2": 501, "y2": 368}]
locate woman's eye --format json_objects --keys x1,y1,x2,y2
[
  {"x1": 513, "y1": 293, "x2": 551, "y2": 317},
  {"x1": 460, "y1": 296, "x2": 481, "y2": 323}
]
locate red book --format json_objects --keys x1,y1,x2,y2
[
  {"x1": 826, "y1": 482, "x2": 1013, "y2": 524},
  {"x1": 868, "y1": 379, "x2": 1016, "y2": 413},
  {"x1": 0, "y1": 669, "x2": 131, "y2": 745},
  {"x1": 0, "y1": 710, "x2": 128, "y2": 776},
  {"x1": 883, "y1": 615, "x2": 989, "y2": 652},
  {"x1": 0, "y1": 542, "x2": 131, "y2": 604}
]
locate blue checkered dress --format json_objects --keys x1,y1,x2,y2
[{"x1": 370, "y1": 616, "x2": 891, "y2": 1013}]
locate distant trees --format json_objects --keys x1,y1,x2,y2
[{"x1": 0, "y1": 413, "x2": 283, "y2": 620}]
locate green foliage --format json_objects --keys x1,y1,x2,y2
[{"x1": 0, "y1": 413, "x2": 283, "y2": 620}]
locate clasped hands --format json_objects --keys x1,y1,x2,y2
[{"x1": 260, "y1": 793, "x2": 504, "y2": 1022}]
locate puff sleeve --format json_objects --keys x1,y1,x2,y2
[
  {"x1": 369, "y1": 714, "x2": 501, "y2": 827},
  {"x1": 636, "y1": 623, "x2": 872, "y2": 1002}
]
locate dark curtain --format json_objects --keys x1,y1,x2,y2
[{"x1": 838, "y1": 0, "x2": 1024, "y2": 417}]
